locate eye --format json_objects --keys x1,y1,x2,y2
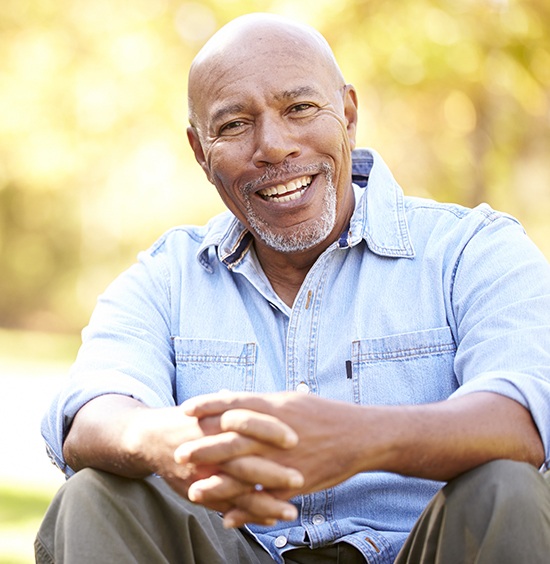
[
  {"x1": 219, "y1": 120, "x2": 247, "y2": 136},
  {"x1": 289, "y1": 103, "x2": 316, "y2": 113}
]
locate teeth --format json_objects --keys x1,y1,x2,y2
[
  {"x1": 277, "y1": 191, "x2": 302, "y2": 203},
  {"x1": 258, "y1": 176, "x2": 312, "y2": 199}
]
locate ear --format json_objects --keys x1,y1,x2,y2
[
  {"x1": 343, "y1": 84, "x2": 358, "y2": 151},
  {"x1": 187, "y1": 126, "x2": 213, "y2": 183}
]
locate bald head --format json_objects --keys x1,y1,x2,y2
[
  {"x1": 184, "y1": 13, "x2": 358, "y2": 256},
  {"x1": 188, "y1": 13, "x2": 344, "y2": 127}
]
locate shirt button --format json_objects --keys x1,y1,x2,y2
[
  {"x1": 274, "y1": 535, "x2": 288, "y2": 548},
  {"x1": 296, "y1": 382, "x2": 310, "y2": 394},
  {"x1": 312, "y1": 514, "x2": 325, "y2": 525}
]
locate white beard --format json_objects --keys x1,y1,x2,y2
[{"x1": 244, "y1": 162, "x2": 337, "y2": 253}]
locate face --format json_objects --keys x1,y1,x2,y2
[{"x1": 188, "y1": 31, "x2": 358, "y2": 255}]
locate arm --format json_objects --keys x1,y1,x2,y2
[
  {"x1": 43, "y1": 232, "x2": 302, "y2": 522},
  {"x1": 63, "y1": 393, "x2": 208, "y2": 480},
  {"x1": 180, "y1": 389, "x2": 544, "y2": 526},
  {"x1": 62, "y1": 393, "x2": 303, "y2": 524}
]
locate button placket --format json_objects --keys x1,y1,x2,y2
[{"x1": 312, "y1": 514, "x2": 325, "y2": 525}]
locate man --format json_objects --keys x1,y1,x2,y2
[{"x1": 36, "y1": 13, "x2": 550, "y2": 564}]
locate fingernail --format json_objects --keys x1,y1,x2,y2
[
  {"x1": 181, "y1": 399, "x2": 195, "y2": 415},
  {"x1": 288, "y1": 471, "x2": 304, "y2": 488},
  {"x1": 223, "y1": 517, "x2": 236, "y2": 528},
  {"x1": 188, "y1": 487, "x2": 201, "y2": 502},
  {"x1": 174, "y1": 445, "x2": 191, "y2": 463},
  {"x1": 281, "y1": 507, "x2": 298, "y2": 521},
  {"x1": 283, "y1": 431, "x2": 299, "y2": 448}
]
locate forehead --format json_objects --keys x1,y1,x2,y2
[
  {"x1": 188, "y1": 19, "x2": 343, "y2": 122},
  {"x1": 194, "y1": 46, "x2": 336, "y2": 122}
]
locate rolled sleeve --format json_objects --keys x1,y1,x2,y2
[
  {"x1": 449, "y1": 215, "x2": 550, "y2": 470},
  {"x1": 41, "y1": 242, "x2": 177, "y2": 475}
]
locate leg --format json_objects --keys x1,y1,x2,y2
[
  {"x1": 35, "y1": 468, "x2": 275, "y2": 564},
  {"x1": 396, "y1": 460, "x2": 550, "y2": 564}
]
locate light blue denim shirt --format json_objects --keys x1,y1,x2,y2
[{"x1": 42, "y1": 149, "x2": 550, "y2": 563}]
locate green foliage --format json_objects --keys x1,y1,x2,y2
[
  {"x1": 1, "y1": 0, "x2": 549, "y2": 332},
  {"x1": 0, "y1": 328, "x2": 80, "y2": 364},
  {"x1": 0, "y1": 485, "x2": 54, "y2": 564},
  {"x1": 0, "y1": 486, "x2": 52, "y2": 526}
]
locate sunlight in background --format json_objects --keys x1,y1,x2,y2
[
  {"x1": 1, "y1": 1, "x2": 549, "y2": 561},
  {"x1": 0, "y1": 0, "x2": 549, "y2": 334}
]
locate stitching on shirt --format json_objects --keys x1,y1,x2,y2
[
  {"x1": 448, "y1": 213, "x2": 523, "y2": 327},
  {"x1": 356, "y1": 341, "x2": 456, "y2": 362},
  {"x1": 175, "y1": 354, "x2": 250, "y2": 364}
]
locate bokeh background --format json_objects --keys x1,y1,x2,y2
[{"x1": 1, "y1": 0, "x2": 549, "y2": 561}]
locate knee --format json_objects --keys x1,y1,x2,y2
[
  {"x1": 56, "y1": 468, "x2": 139, "y2": 513},
  {"x1": 444, "y1": 460, "x2": 549, "y2": 522},
  {"x1": 61, "y1": 467, "x2": 119, "y2": 496}
]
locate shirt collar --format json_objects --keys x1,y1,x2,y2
[
  {"x1": 349, "y1": 148, "x2": 415, "y2": 258},
  {"x1": 196, "y1": 148, "x2": 415, "y2": 270}
]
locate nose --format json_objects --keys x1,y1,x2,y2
[{"x1": 252, "y1": 114, "x2": 301, "y2": 167}]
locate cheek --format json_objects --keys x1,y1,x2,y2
[
  {"x1": 304, "y1": 115, "x2": 352, "y2": 153},
  {"x1": 209, "y1": 167, "x2": 250, "y2": 224},
  {"x1": 206, "y1": 142, "x2": 251, "y2": 185},
  {"x1": 206, "y1": 153, "x2": 237, "y2": 195}
]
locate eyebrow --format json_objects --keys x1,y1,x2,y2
[
  {"x1": 210, "y1": 86, "x2": 323, "y2": 124},
  {"x1": 275, "y1": 86, "x2": 322, "y2": 101},
  {"x1": 211, "y1": 103, "x2": 246, "y2": 125}
]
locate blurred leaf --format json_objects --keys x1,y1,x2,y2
[{"x1": 0, "y1": 0, "x2": 549, "y2": 332}]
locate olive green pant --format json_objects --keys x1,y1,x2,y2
[{"x1": 35, "y1": 460, "x2": 550, "y2": 563}]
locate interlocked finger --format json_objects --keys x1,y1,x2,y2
[
  {"x1": 221, "y1": 455, "x2": 303, "y2": 491},
  {"x1": 223, "y1": 492, "x2": 298, "y2": 528},
  {"x1": 187, "y1": 472, "x2": 254, "y2": 504},
  {"x1": 174, "y1": 432, "x2": 260, "y2": 465},
  {"x1": 219, "y1": 409, "x2": 298, "y2": 448}
]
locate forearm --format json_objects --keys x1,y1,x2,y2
[
  {"x1": 62, "y1": 393, "x2": 303, "y2": 525},
  {"x1": 183, "y1": 390, "x2": 545, "y2": 492},
  {"x1": 366, "y1": 391, "x2": 545, "y2": 481},
  {"x1": 178, "y1": 390, "x2": 544, "y2": 527},
  {"x1": 62, "y1": 394, "x2": 157, "y2": 477}
]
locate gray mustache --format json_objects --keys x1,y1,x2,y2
[{"x1": 242, "y1": 161, "x2": 333, "y2": 195}]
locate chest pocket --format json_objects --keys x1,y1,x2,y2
[
  {"x1": 172, "y1": 338, "x2": 256, "y2": 404},
  {"x1": 351, "y1": 327, "x2": 457, "y2": 406}
]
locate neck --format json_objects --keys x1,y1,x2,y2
[
  {"x1": 254, "y1": 243, "x2": 324, "y2": 307},
  {"x1": 254, "y1": 183, "x2": 355, "y2": 307},
  {"x1": 254, "y1": 192, "x2": 355, "y2": 307}
]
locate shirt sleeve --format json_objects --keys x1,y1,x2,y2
[
  {"x1": 448, "y1": 211, "x2": 550, "y2": 471},
  {"x1": 41, "y1": 240, "x2": 177, "y2": 475}
]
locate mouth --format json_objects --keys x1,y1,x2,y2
[{"x1": 256, "y1": 175, "x2": 313, "y2": 203}]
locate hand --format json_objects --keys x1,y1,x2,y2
[
  {"x1": 172, "y1": 407, "x2": 304, "y2": 526},
  {"x1": 180, "y1": 392, "x2": 369, "y2": 525},
  {"x1": 125, "y1": 401, "x2": 304, "y2": 523},
  {"x1": 63, "y1": 394, "x2": 303, "y2": 526}
]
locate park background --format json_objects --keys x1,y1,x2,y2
[{"x1": 1, "y1": 0, "x2": 549, "y2": 561}]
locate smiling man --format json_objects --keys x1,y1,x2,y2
[
  {"x1": 186, "y1": 18, "x2": 358, "y2": 304},
  {"x1": 36, "y1": 13, "x2": 550, "y2": 564}
]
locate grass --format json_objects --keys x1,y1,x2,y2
[
  {"x1": 0, "y1": 486, "x2": 53, "y2": 525},
  {"x1": 0, "y1": 328, "x2": 78, "y2": 563},
  {"x1": 0, "y1": 485, "x2": 55, "y2": 563}
]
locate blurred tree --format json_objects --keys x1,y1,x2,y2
[{"x1": 0, "y1": 0, "x2": 548, "y2": 332}]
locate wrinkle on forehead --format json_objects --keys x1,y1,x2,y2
[{"x1": 188, "y1": 13, "x2": 344, "y2": 126}]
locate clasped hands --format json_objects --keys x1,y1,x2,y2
[{"x1": 174, "y1": 392, "x2": 360, "y2": 528}]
